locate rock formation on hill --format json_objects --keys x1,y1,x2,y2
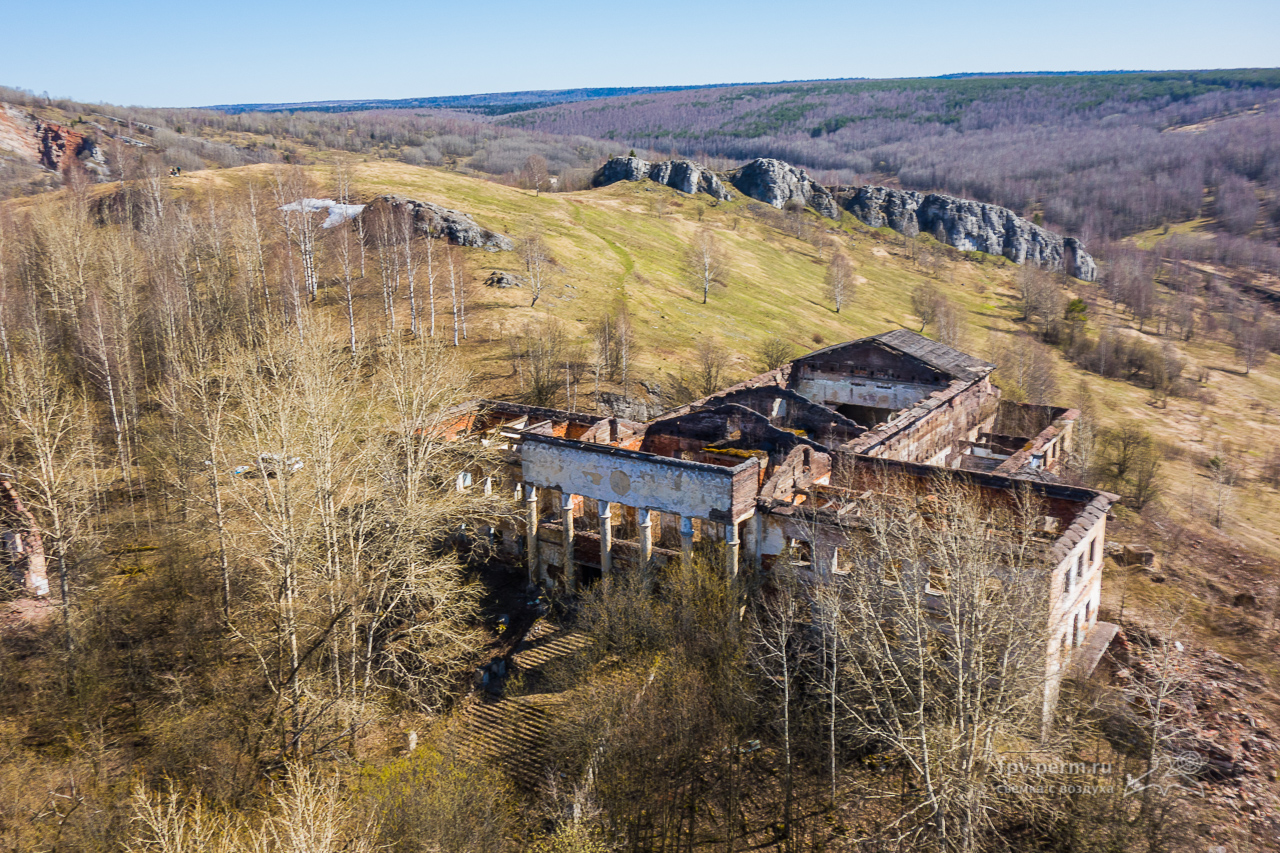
[
  {"x1": 728, "y1": 158, "x2": 840, "y2": 219},
  {"x1": 593, "y1": 156, "x2": 732, "y2": 200},
  {"x1": 590, "y1": 154, "x2": 1096, "y2": 279},
  {"x1": 841, "y1": 186, "x2": 1097, "y2": 281},
  {"x1": 0, "y1": 103, "x2": 107, "y2": 178},
  {"x1": 370, "y1": 195, "x2": 515, "y2": 251}
]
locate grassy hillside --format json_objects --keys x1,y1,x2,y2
[
  {"x1": 327, "y1": 161, "x2": 1019, "y2": 378},
  {"x1": 150, "y1": 160, "x2": 1280, "y2": 577}
]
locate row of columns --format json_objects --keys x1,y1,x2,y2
[
  {"x1": 515, "y1": 482, "x2": 844, "y2": 588},
  {"x1": 520, "y1": 483, "x2": 745, "y2": 589}
]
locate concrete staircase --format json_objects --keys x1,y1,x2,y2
[{"x1": 460, "y1": 619, "x2": 590, "y2": 789}]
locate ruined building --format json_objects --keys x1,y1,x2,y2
[
  {"x1": 1, "y1": 476, "x2": 49, "y2": 597},
  {"x1": 441, "y1": 329, "x2": 1118, "y2": 716}
]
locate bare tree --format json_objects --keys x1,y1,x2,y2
[
  {"x1": 520, "y1": 232, "x2": 553, "y2": 308},
  {"x1": 1206, "y1": 445, "x2": 1238, "y2": 529},
  {"x1": 756, "y1": 335, "x2": 797, "y2": 372},
  {"x1": 686, "y1": 227, "x2": 727, "y2": 304},
  {"x1": 992, "y1": 332, "x2": 1058, "y2": 405},
  {"x1": 521, "y1": 154, "x2": 551, "y2": 196},
  {"x1": 825, "y1": 251, "x2": 855, "y2": 313},
  {"x1": 912, "y1": 282, "x2": 941, "y2": 332},
  {"x1": 1016, "y1": 265, "x2": 1063, "y2": 335},
  {"x1": 274, "y1": 167, "x2": 322, "y2": 302},
  {"x1": 833, "y1": 473, "x2": 1062, "y2": 853},
  {"x1": 1096, "y1": 423, "x2": 1163, "y2": 509},
  {"x1": 669, "y1": 337, "x2": 730, "y2": 403},
  {"x1": 445, "y1": 245, "x2": 468, "y2": 345},
  {"x1": 514, "y1": 319, "x2": 569, "y2": 408},
  {"x1": 374, "y1": 203, "x2": 402, "y2": 332},
  {"x1": 749, "y1": 556, "x2": 806, "y2": 851},
  {"x1": 1, "y1": 345, "x2": 98, "y2": 664},
  {"x1": 1233, "y1": 318, "x2": 1268, "y2": 374},
  {"x1": 396, "y1": 206, "x2": 423, "y2": 336}
]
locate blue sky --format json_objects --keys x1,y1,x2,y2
[{"x1": 2, "y1": 0, "x2": 1277, "y2": 107}]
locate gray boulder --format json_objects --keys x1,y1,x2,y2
[
  {"x1": 840, "y1": 185, "x2": 923, "y2": 234},
  {"x1": 648, "y1": 160, "x2": 733, "y2": 200},
  {"x1": 729, "y1": 158, "x2": 840, "y2": 219},
  {"x1": 593, "y1": 156, "x2": 733, "y2": 201},
  {"x1": 597, "y1": 392, "x2": 655, "y2": 422},
  {"x1": 593, "y1": 156, "x2": 651, "y2": 186},
  {"x1": 484, "y1": 271, "x2": 526, "y2": 288},
  {"x1": 1064, "y1": 238, "x2": 1097, "y2": 282},
  {"x1": 373, "y1": 195, "x2": 514, "y2": 252},
  {"x1": 841, "y1": 186, "x2": 1098, "y2": 281}
]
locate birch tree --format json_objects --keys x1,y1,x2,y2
[
  {"x1": 825, "y1": 251, "x2": 855, "y2": 313},
  {"x1": 833, "y1": 473, "x2": 1060, "y2": 852},
  {"x1": 686, "y1": 226, "x2": 726, "y2": 304}
]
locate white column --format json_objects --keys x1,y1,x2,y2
[
  {"x1": 725, "y1": 519, "x2": 740, "y2": 579},
  {"x1": 525, "y1": 485, "x2": 540, "y2": 585},
  {"x1": 753, "y1": 513, "x2": 765, "y2": 571},
  {"x1": 482, "y1": 477, "x2": 495, "y2": 545},
  {"x1": 638, "y1": 508, "x2": 654, "y2": 566},
  {"x1": 561, "y1": 492, "x2": 577, "y2": 592},
  {"x1": 679, "y1": 515, "x2": 695, "y2": 565},
  {"x1": 598, "y1": 500, "x2": 613, "y2": 576}
]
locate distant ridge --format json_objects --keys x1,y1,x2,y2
[
  {"x1": 200, "y1": 71, "x2": 1158, "y2": 115},
  {"x1": 202, "y1": 83, "x2": 755, "y2": 115}
]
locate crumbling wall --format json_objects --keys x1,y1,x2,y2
[
  {"x1": 520, "y1": 434, "x2": 759, "y2": 523},
  {"x1": 701, "y1": 386, "x2": 865, "y2": 445},
  {"x1": 0, "y1": 478, "x2": 49, "y2": 597},
  {"x1": 853, "y1": 378, "x2": 1001, "y2": 466}
]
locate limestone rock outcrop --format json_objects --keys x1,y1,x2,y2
[
  {"x1": 0, "y1": 104, "x2": 107, "y2": 178},
  {"x1": 594, "y1": 156, "x2": 651, "y2": 185},
  {"x1": 591, "y1": 152, "x2": 1096, "y2": 279},
  {"x1": 728, "y1": 158, "x2": 840, "y2": 219},
  {"x1": 371, "y1": 195, "x2": 514, "y2": 252},
  {"x1": 842, "y1": 185, "x2": 924, "y2": 234},
  {"x1": 593, "y1": 156, "x2": 732, "y2": 200},
  {"x1": 841, "y1": 186, "x2": 1097, "y2": 281}
]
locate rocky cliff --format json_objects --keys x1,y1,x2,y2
[
  {"x1": 592, "y1": 154, "x2": 1096, "y2": 279},
  {"x1": 728, "y1": 158, "x2": 840, "y2": 219},
  {"x1": 0, "y1": 103, "x2": 108, "y2": 178},
  {"x1": 842, "y1": 186, "x2": 1097, "y2": 281},
  {"x1": 371, "y1": 195, "x2": 515, "y2": 251},
  {"x1": 0, "y1": 104, "x2": 40, "y2": 162},
  {"x1": 593, "y1": 156, "x2": 732, "y2": 200}
]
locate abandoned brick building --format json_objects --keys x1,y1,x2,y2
[{"x1": 441, "y1": 329, "x2": 1118, "y2": 716}]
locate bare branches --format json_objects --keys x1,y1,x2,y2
[
  {"x1": 685, "y1": 227, "x2": 726, "y2": 304},
  {"x1": 825, "y1": 250, "x2": 855, "y2": 314},
  {"x1": 519, "y1": 231, "x2": 553, "y2": 308}
]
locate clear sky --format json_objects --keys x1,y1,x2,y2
[{"x1": 2, "y1": 0, "x2": 1277, "y2": 107}]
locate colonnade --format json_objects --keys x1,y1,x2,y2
[
  {"x1": 517, "y1": 483, "x2": 746, "y2": 589},
  {"x1": 466, "y1": 478, "x2": 843, "y2": 592}
]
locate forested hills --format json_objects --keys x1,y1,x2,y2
[{"x1": 202, "y1": 83, "x2": 749, "y2": 116}]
